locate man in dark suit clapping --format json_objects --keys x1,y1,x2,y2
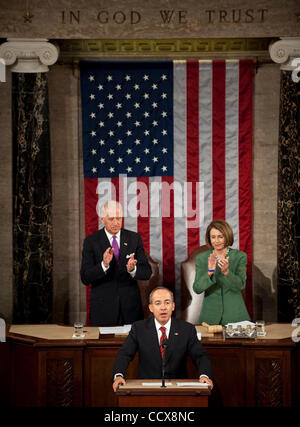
[
  {"x1": 80, "y1": 200, "x2": 152, "y2": 326},
  {"x1": 112, "y1": 286, "x2": 213, "y2": 391}
]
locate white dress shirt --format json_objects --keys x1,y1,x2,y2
[
  {"x1": 154, "y1": 318, "x2": 171, "y2": 345},
  {"x1": 101, "y1": 229, "x2": 136, "y2": 276}
]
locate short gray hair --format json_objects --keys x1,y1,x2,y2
[
  {"x1": 149, "y1": 286, "x2": 174, "y2": 304},
  {"x1": 100, "y1": 200, "x2": 123, "y2": 218}
]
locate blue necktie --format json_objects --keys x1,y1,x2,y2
[{"x1": 112, "y1": 235, "x2": 119, "y2": 262}]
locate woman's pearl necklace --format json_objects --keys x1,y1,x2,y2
[{"x1": 213, "y1": 248, "x2": 229, "y2": 260}]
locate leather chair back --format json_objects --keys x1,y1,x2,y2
[{"x1": 181, "y1": 245, "x2": 209, "y2": 324}]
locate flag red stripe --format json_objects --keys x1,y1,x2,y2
[
  {"x1": 212, "y1": 61, "x2": 226, "y2": 220},
  {"x1": 84, "y1": 178, "x2": 99, "y2": 325},
  {"x1": 186, "y1": 60, "x2": 200, "y2": 254},
  {"x1": 161, "y1": 176, "x2": 175, "y2": 293},
  {"x1": 137, "y1": 177, "x2": 150, "y2": 255},
  {"x1": 238, "y1": 60, "x2": 253, "y2": 318},
  {"x1": 84, "y1": 178, "x2": 99, "y2": 237}
]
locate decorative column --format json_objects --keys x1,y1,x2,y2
[
  {"x1": 0, "y1": 39, "x2": 59, "y2": 323},
  {"x1": 269, "y1": 38, "x2": 300, "y2": 322}
]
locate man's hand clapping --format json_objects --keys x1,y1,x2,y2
[
  {"x1": 126, "y1": 253, "x2": 137, "y2": 272},
  {"x1": 103, "y1": 247, "x2": 114, "y2": 268}
]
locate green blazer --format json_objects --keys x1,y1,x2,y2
[{"x1": 193, "y1": 248, "x2": 250, "y2": 325}]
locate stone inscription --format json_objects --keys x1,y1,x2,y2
[{"x1": 60, "y1": 9, "x2": 269, "y2": 25}]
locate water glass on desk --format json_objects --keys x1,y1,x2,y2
[
  {"x1": 73, "y1": 321, "x2": 84, "y2": 338},
  {"x1": 256, "y1": 320, "x2": 266, "y2": 336}
]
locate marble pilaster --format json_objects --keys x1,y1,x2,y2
[
  {"x1": 269, "y1": 38, "x2": 300, "y2": 321},
  {"x1": 277, "y1": 71, "x2": 300, "y2": 322},
  {"x1": 1, "y1": 39, "x2": 59, "y2": 323}
]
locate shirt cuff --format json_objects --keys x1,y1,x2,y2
[
  {"x1": 114, "y1": 373, "x2": 124, "y2": 381},
  {"x1": 128, "y1": 265, "x2": 137, "y2": 277},
  {"x1": 102, "y1": 261, "x2": 109, "y2": 272}
]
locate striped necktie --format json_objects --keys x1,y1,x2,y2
[{"x1": 159, "y1": 326, "x2": 167, "y2": 358}]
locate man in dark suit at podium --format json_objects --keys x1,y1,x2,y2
[
  {"x1": 112, "y1": 286, "x2": 213, "y2": 391},
  {"x1": 80, "y1": 200, "x2": 152, "y2": 326}
]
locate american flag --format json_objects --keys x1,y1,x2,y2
[{"x1": 80, "y1": 60, "x2": 253, "y2": 319}]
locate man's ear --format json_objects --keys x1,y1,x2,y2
[{"x1": 148, "y1": 304, "x2": 153, "y2": 314}]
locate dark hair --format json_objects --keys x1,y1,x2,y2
[
  {"x1": 149, "y1": 286, "x2": 174, "y2": 304},
  {"x1": 205, "y1": 220, "x2": 234, "y2": 248}
]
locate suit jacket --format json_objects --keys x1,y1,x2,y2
[
  {"x1": 80, "y1": 228, "x2": 152, "y2": 326},
  {"x1": 112, "y1": 317, "x2": 212, "y2": 380},
  {"x1": 193, "y1": 248, "x2": 250, "y2": 325}
]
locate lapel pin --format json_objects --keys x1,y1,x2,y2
[
  {"x1": 175, "y1": 332, "x2": 179, "y2": 336},
  {"x1": 124, "y1": 242, "x2": 128, "y2": 246}
]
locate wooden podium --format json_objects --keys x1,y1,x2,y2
[{"x1": 116, "y1": 379, "x2": 211, "y2": 407}]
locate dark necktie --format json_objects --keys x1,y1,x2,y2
[
  {"x1": 111, "y1": 235, "x2": 119, "y2": 262},
  {"x1": 159, "y1": 326, "x2": 167, "y2": 358}
]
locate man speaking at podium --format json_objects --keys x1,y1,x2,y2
[{"x1": 112, "y1": 287, "x2": 213, "y2": 392}]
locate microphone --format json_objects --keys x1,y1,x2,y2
[{"x1": 161, "y1": 337, "x2": 168, "y2": 388}]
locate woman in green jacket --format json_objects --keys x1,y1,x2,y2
[{"x1": 193, "y1": 220, "x2": 250, "y2": 325}]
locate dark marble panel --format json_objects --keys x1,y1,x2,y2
[
  {"x1": 12, "y1": 72, "x2": 53, "y2": 323},
  {"x1": 277, "y1": 71, "x2": 300, "y2": 322}
]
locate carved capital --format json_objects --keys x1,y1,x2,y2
[
  {"x1": 269, "y1": 37, "x2": 300, "y2": 71},
  {"x1": 0, "y1": 38, "x2": 59, "y2": 73}
]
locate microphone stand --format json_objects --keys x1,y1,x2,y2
[{"x1": 161, "y1": 338, "x2": 168, "y2": 388}]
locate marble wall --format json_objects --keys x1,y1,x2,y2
[
  {"x1": 12, "y1": 72, "x2": 53, "y2": 323},
  {"x1": 0, "y1": 70, "x2": 12, "y2": 322},
  {"x1": 277, "y1": 71, "x2": 300, "y2": 322},
  {"x1": 253, "y1": 64, "x2": 280, "y2": 321},
  {"x1": 0, "y1": 0, "x2": 299, "y2": 39},
  {"x1": 48, "y1": 64, "x2": 84, "y2": 324}
]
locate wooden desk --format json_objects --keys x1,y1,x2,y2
[
  {"x1": 1, "y1": 323, "x2": 299, "y2": 407},
  {"x1": 117, "y1": 379, "x2": 210, "y2": 407}
]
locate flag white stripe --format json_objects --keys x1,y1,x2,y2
[
  {"x1": 149, "y1": 176, "x2": 163, "y2": 270},
  {"x1": 199, "y1": 62, "x2": 213, "y2": 245},
  {"x1": 225, "y1": 62, "x2": 240, "y2": 249},
  {"x1": 173, "y1": 61, "x2": 188, "y2": 309},
  {"x1": 123, "y1": 177, "x2": 138, "y2": 233}
]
